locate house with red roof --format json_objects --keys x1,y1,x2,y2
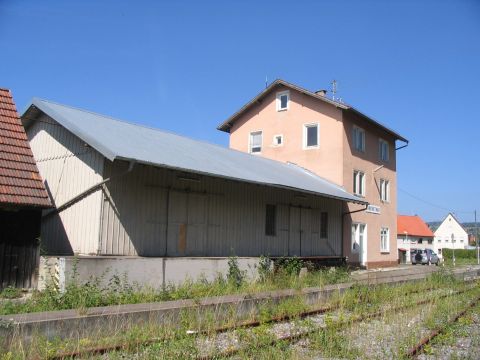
[
  {"x1": 397, "y1": 215, "x2": 434, "y2": 264},
  {"x1": 0, "y1": 88, "x2": 51, "y2": 289}
]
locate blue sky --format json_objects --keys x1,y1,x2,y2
[{"x1": 1, "y1": 0, "x2": 479, "y2": 222}]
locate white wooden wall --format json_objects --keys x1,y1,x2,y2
[
  {"x1": 99, "y1": 160, "x2": 344, "y2": 257},
  {"x1": 27, "y1": 114, "x2": 104, "y2": 255}
]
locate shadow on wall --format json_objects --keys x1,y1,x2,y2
[{"x1": 41, "y1": 180, "x2": 73, "y2": 256}]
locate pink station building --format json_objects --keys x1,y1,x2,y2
[{"x1": 218, "y1": 80, "x2": 408, "y2": 268}]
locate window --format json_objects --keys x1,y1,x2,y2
[
  {"x1": 265, "y1": 204, "x2": 276, "y2": 236},
  {"x1": 276, "y1": 91, "x2": 290, "y2": 111},
  {"x1": 418, "y1": 238, "x2": 423, "y2": 244},
  {"x1": 379, "y1": 139, "x2": 389, "y2": 162},
  {"x1": 353, "y1": 126, "x2": 365, "y2": 152},
  {"x1": 380, "y1": 227, "x2": 390, "y2": 252},
  {"x1": 353, "y1": 170, "x2": 365, "y2": 196},
  {"x1": 273, "y1": 134, "x2": 283, "y2": 146},
  {"x1": 249, "y1": 131, "x2": 262, "y2": 153},
  {"x1": 320, "y1": 212, "x2": 328, "y2": 238},
  {"x1": 351, "y1": 223, "x2": 366, "y2": 253},
  {"x1": 380, "y1": 179, "x2": 390, "y2": 202},
  {"x1": 303, "y1": 123, "x2": 319, "y2": 148}
]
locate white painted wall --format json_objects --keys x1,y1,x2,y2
[
  {"x1": 27, "y1": 114, "x2": 104, "y2": 255},
  {"x1": 396, "y1": 235, "x2": 435, "y2": 263},
  {"x1": 434, "y1": 214, "x2": 469, "y2": 253}
]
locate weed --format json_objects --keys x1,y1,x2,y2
[{"x1": 0, "y1": 287, "x2": 21, "y2": 300}]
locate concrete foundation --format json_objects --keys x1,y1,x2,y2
[{"x1": 38, "y1": 256, "x2": 261, "y2": 290}]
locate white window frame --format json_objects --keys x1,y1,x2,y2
[
  {"x1": 380, "y1": 178, "x2": 390, "y2": 203},
  {"x1": 379, "y1": 138, "x2": 389, "y2": 162},
  {"x1": 276, "y1": 91, "x2": 290, "y2": 111},
  {"x1": 303, "y1": 123, "x2": 320, "y2": 149},
  {"x1": 380, "y1": 227, "x2": 390, "y2": 253},
  {"x1": 353, "y1": 126, "x2": 365, "y2": 152},
  {"x1": 351, "y1": 223, "x2": 366, "y2": 254},
  {"x1": 249, "y1": 130, "x2": 263, "y2": 154},
  {"x1": 353, "y1": 170, "x2": 366, "y2": 197},
  {"x1": 273, "y1": 134, "x2": 284, "y2": 147}
]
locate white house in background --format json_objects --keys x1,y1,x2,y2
[
  {"x1": 397, "y1": 215, "x2": 435, "y2": 264},
  {"x1": 434, "y1": 213, "x2": 469, "y2": 254}
]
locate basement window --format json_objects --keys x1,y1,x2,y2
[{"x1": 265, "y1": 204, "x2": 277, "y2": 236}]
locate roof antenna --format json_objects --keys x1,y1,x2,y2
[
  {"x1": 331, "y1": 79, "x2": 337, "y2": 101},
  {"x1": 265, "y1": 75, "x2": 268, "y2": 89}
]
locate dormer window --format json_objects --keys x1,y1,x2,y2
[{"x1": 276, "y1": 91, "x2": 290, "y2": 111}]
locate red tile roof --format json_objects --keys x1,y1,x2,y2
[
  {"x1": 0, "y1": 88, "x2": 51, "y2": 208},
  {"x1": 397, "y1": 215, "x2": 434, "y2": 238}
]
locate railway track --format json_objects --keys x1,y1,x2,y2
[
  {"x1": 405, "y1": 293, "x2": 480, "y2": 358},
  {"x1": 47, "y1": 280, "x2": 478, "y2": 360}
]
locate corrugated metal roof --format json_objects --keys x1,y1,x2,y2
[
  {"x1": 0, "y1": 89, "x2": 51, "y2": 208},
  {"x1": 217, "y1": 79, "x2": 408, "y2": 143},
  {"x1": 22, "y1": 98, "x2": 367, "y2": 205}
]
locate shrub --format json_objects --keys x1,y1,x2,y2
[
  {"x1": 0, "y1": 286, "x2": 22, "y2": 299},
  {"x1": 274, "y1": 256, "x2": 304, "y2": 276},
  {"x1": 442, "y1": 249, "x2": 477, "y2": 260},
  {"x1": 257, "y1": 255, "x2": 273, "y2": 282},
  {"x1": 227, "y1": 256, "x2": 246, "y2": 288}
]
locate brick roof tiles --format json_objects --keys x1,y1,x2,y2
[
  {"x1": 397, "y1": 215, "x2": 434, "y2": 238},
  {"x1": 0, "y1": 88, "x2": 51, "y2": 208}
]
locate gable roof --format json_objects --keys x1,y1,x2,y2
[
  {"x1": 217, "y1": 79, "x2": 408, "y2": 143},
  {"x1": 397, "y1": 215, "x2": 434, "y2": 237},
  {"x1": 435, "y1": 213, "x2": 469, "y2": 235},
  {"x1": 0, "y1": 89, "x2": 51, "y2": 208},
  {"x1": 22, "y1": 98, "x2": 367, "y2": 205}
]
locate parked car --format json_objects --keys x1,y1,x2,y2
[{"x1": 411, "y1": 249, "x2": 440, "y2": 265}]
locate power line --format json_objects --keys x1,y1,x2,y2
[{"x1": 398, "y1": 187, "x2": 474, "y2": 215}]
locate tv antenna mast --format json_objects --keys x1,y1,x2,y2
[{"x1": 331, "y1": 80, "x2": 337, "y2": 101}]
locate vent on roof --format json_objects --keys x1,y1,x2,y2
[{"x1": 315, "y1": 89, "x2": 328, "y2": 97}]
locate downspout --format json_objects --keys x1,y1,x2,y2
[{"x1": 43, "y1": 160, "x2": 136, "y2": 219}]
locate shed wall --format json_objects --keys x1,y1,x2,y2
[
  {"x1": 100, "y1": 161, "x2": 343, "y2": 257},
  {"x1": 27, "y1": 114, "x2": 104, "y2": 255}
]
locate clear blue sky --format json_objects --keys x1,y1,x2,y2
[{"x1": 1, "y1": 0, "x2": 479, "y2": 223}]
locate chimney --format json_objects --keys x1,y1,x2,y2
[{"x1": 315, "y1": 89, "x2": 327, "y2": 97}]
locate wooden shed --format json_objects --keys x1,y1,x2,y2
[{"x1": 0, "y1": 89, "x2": 51, "y2": 290}]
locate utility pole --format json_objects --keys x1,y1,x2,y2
[{"x1": 476, "y1": 209, "x2": 479, "y2": 265}]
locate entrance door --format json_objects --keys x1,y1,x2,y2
[{"x1": 352, "y1": 223, "x2": 367, "y2": 266}]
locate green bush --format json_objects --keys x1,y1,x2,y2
[
  {"x1": 0, "y1": 286, "x2": 22, "y2": 299},
  {"x1": 442, "y1": 248, "x2": 477, "y2": 260},
  {"x1": 274, "y1": 256, "x2": 304, "y2": 275}
]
